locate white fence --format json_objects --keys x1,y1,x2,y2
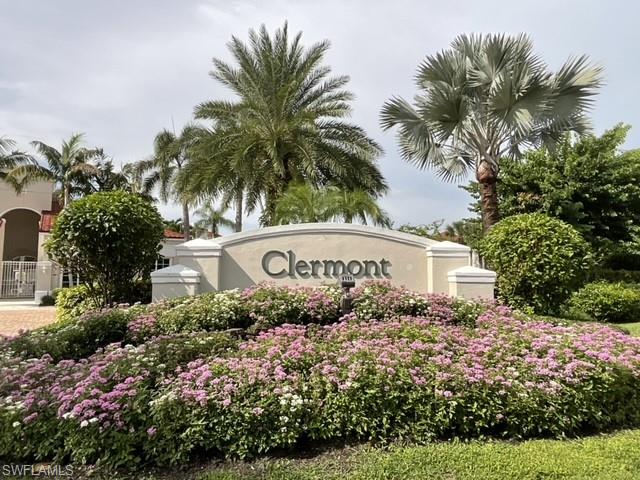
[{"x1": 0, "y1": 261, "x2": 37, "y2": 298}]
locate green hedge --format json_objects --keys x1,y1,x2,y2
[{"x1": 567, "y1": 281, "x2": 640, "y2": 323}]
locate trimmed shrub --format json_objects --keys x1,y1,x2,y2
[
  {"x1": 479, "y1": 213, "x2": 593, "y2": 314},
  {"x1": 38, "y1": 295, "x2": 55, "y2": 307},
  {"x1": 2, "y1": 309, "x2": 135, "y2": 361},
  {"x1": 45, "y1": 191, "x2": 164, "y2": 307},
  {"x1": 567, "y1": 281, "x2": 640, "y2": 323},
  {"x1": 54, "y1": 285, "x2": 96, "y2": 323}
]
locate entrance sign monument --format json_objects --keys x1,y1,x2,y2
[{"x1": 151, "y1": 223, "x2": 496, "y2": 301}]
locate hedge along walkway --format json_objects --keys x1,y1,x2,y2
[{"x1": 0, "y1": 305, "x2": 56, "y2": 336}]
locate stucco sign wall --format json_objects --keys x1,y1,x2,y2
[{"x1": 151, "y1": 223, "x2": 496, "y2": 301}]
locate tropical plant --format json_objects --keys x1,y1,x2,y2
[
  {"x1": 45, "y1": 191, "x2": 164, "y2": 307},
  {"x1": 75, "y1": 154, "x2": 130, "y2": 195},
  {"x1": 273, "y1": 184, "x2": 390, "y2": 226},
  {"x1": 381, "y1": 33, "x2": 603, "y2": 231},
  {"x1": 136, "y1": 124, "x2": 203, "y2": 240},
  {"x1": 163, "y1": 218, "x2": 183, "y2": 233},
  {"x1": 6, "y1": 133, "x2": 102, "y2": 206},
  {"x1": 183, "y1": 22, "x2": 387, "y2": 226},
  {"x1": 465, "y1": 124, "x2": 640, "y2": 248},
  {"x1": 194, "y1": 202, "x2": 234, "y2": 236},
  {"x1": 324, "y1": 187, "x2": 390, "y2": 226},
  {"x1": 0, "y1": 137, "x2": 34, "y2": 190}
]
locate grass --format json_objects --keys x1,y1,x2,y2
[
  {"x1": 620, "y1": 322, "x2": 640, "y2": 337},
  {"x1": 198, "y1": 430, "x2": 640, "y2": 480}
]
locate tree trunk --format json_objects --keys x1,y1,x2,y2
[
  {"x1": 181, "y1": 202, "x2": 190, "y2": 241},
  {"x1": 476, "y1": 161, "x2": 500, "y2": 231},
  {"x1": 234, "y1": 192, "x2": 243, "y2": 232},
  {"x1": 63, "y1": 185, "x2": 70, "y2": 208}
]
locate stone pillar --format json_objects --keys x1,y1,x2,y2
[
  {"x1": 34, "y1": 261, "x2": 54, "y2": 305},
  {"x1": 426, "y1": 241, "x2": 471, "y2": 294},
  {"x1": 151, "y1": 264, "x2": 201, "y2": 301},
  {"x1": 174, "y1": 239, "x2": 222, "y2": 292},
  {"x1": 447, "y1": 266, "x2": 496, "y2": 300}
]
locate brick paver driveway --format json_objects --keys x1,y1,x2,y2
[{"x1": 0, "y1": 305, "x2": 56, "y2": 336}]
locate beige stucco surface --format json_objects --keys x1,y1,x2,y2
[
  {"x1": 0, "y1": 181, "x2": 53, "y2": 217},
  {"x1": 174, "y1": 224, "x2": 442, "y2": 293}
]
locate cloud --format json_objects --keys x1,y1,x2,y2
[{"x1": 1, "y1": 0, "x2": 637, "y2": 228}]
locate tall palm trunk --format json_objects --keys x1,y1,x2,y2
[
  {"x1": 234, "y1": 192, "x2": 243, "y2": 232},
  {"x1": 181, "y1": 202, "x2": 190, "y2": 241},
  {"x1": 63, "y1": 184, "x2": 70, "y2": 207},
  {"x1": 476, "y1": 161, "x2": 500, "y2": 231}
]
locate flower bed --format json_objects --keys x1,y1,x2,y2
[{"x1": 0, "y1": 282, "x2": 639, "y2": 470}]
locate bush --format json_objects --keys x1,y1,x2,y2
[
  {"x1": 1, "y1": 284, "x2": 640, "y2": 470},
  {"x1": 45, "y1": 191, "x2": 164, "y2": 307},
  {"x1": 39, "y1": 295, "x2": 55, "y2": 307},
  {"x1": 2, "y1": 309, "x2": 135, "y2": 361},
  {"x1": 0, "y1": 332, "x2": 237, "y2": 466},
  {"x1": 130, "y1": 284, "x2": 344, "y2": 340},
  {"x1": 479, "y1": 213, "x2": 593, "y2": 314},
  {"x1": 151, "y1": 312, "x2": 640, "y2": 464},
  {"x1": 593, "y1": 268, "x2": 640, "y2": 284},
  {"x1": 567, "y1": 282, "x2": 640, "y2": 323},
  {"x1": 54, "y1": 286, "x2": 96, "y2": 323}
]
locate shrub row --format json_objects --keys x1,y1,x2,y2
[
  {"x1": 1, "y1": 304, "x2": 639, "y2": 468},
  {"x1": 567, "y1": 282, "x2": 640, "y2": 323}
]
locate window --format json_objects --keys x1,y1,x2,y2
[{"x1": 154, "y1": 255, "x2": 171, "y2": 271}]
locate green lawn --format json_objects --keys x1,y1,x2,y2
[
  {"x1": 620, "y1": 322, "x2": 640, "y2": 337},
  {"x1": 200, "y1": 430, "x2": 640, "y2": 480}
]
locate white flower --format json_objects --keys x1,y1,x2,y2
[
  {"x1": 12, "y1": 421, "x2": 20, "y2": 428},
  {"x1": 80, "y1": 420, "x2": 89, "y2": 428},
  {"x1": 89, "y1": 417, "x2": 98, "y2": 424}
]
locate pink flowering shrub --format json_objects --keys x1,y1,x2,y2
[
  {"x1": 149, "y1": 307, "x2": 640, "y2": 464},
  {"x1": 1, "y1": 282, "x2": 640, "y2": 470},
  {"x1": 239, "y1": 283, "x2": 342, "y2": 331},
  {"x1": 0, "y1": 332, "x2": 236, "y2": 467}
]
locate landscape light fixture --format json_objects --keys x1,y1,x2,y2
[{"x1": 339, "y1": 274, "x2": 356, "y2": 314}]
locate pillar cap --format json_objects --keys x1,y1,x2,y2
[
  {"x1": 175, "y1": 238, "x2": 222, "y2": 257},
  {"x1": 151, "y1": 264, "x2": 201, "y2": 284},
  {"x1": 426, "y1": 241, "x2": 471, "y2": 258},
  {"x1": 447, "y1": 265, "x2": 496, "y2": 284}
]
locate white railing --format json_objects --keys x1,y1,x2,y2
[{"x1": 0, "y1": 261, "x2": 37, "y2": 298}]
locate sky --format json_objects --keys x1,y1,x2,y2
[{"x1": 1, "y1": 0, "x2": 639, "y2": 232}]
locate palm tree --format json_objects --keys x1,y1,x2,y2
[
  {"x1": 137, "y1": 124, "x2": 203, "y2": 240},
  {"x1": 163, "y1": 218, "x2": 182, "y2": 233},
  {"x1": 75, "y1": 154, "x2": 129, "y2": 195},
  {"x1": 274, "y1": 184, "x2": 330, "y2": 224},
  {"x1": 380, "y1": 33, "x2": 603, "y2": 231},
  {"x1": 274, "y1": 183, "x2": 390, "y2": 226},
  {"x1": 178, "y1": 125, "x2": 265, "y2": 233},
  {"x1": 0, "y1": 137, "x2": 34, "y2": 190},
  {"x1": 185, "y1": 22, "x2": 387, "y2": 226},
  {"x1": 194, "y1": 202, "x2": 234, "y2": 237},
  {"x1": 324, "y1": 187, "x2": 390, "y2": 226},
  {"x1": 6, "y1": 133, "x2": 102, "y2": 206},
  {"x1": 121, "y1": 163, "x2": 156, "y2": 202}
]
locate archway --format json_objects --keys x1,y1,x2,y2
[{"x1": 0, "y1": 208, "x2": 41, "y2": 261}]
